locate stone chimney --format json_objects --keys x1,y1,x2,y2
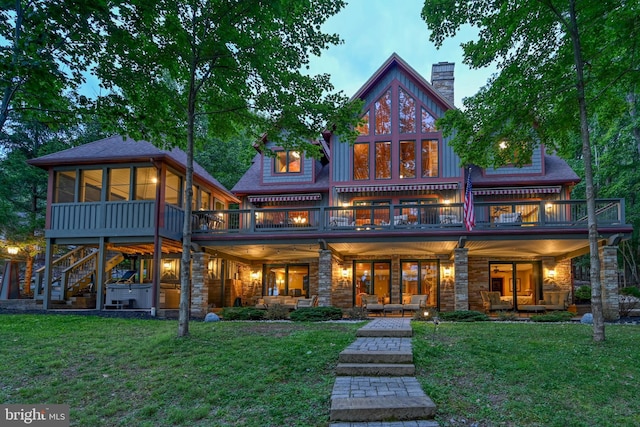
[{"x1": 431, "y1": 62, "x2": 455, "y2": 105}]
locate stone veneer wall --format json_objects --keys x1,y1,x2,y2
[
  {"x1": 600, "y1": 245, "x2": 620, "y2": 320},
  {"x1": 453, "y1": 248, "x2": 469, "y2": 311},
  {"x1": 318, "y1": 249, "x2": 332, "y2": 307},
  {"x1": 331, "y1": 257, "x2": 352, "y2": 308},
  {"x1": 190, "y1": 252, "x2": 207, "y2": 318}
]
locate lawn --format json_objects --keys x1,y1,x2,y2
[{"x1": 1, "y1": 315, "x2": 639, "y2": 427}]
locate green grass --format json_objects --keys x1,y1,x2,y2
[
  {"x1": 413, "y1": 321, "x2": 640, "y2": 427},
  {"x1": 2, "y1": 316, "x2": 640, "y2": 427}
]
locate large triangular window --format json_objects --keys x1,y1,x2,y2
[{"x1": 399, "y1": 88, "x2": 416, "y2": 134}]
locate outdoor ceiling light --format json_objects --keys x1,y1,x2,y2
[{"x1": 7, "y1": 246, "x2": 18, "y2": 255}]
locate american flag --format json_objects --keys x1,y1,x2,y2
[{"x1": 463, "y1": 168, "x2": 475, "y2": 231}]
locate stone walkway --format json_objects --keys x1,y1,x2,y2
[{"x1": 329, "y1": 318, "x2": 439, "y2": 427}]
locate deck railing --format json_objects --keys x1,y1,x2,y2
[{"x1": 192, "y1": 199, "x2": 626, "y2": 235}]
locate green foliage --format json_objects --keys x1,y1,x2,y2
[
  {"x1": 530, "y1": 311, "x2": 575, "y2": 322},
  {"x1": 220, "y1": 307, "x2": 265, "y2": 321},
  {"x1": 438, "y1": 310, "x2": 489, "y2": 322},
  {"x1": 412, "y1": 308, "x2": 438, "y2": 321},
  {"x1": 620, "y1": 286, "x2": 640, "y2": 298},
  {"x1": 289, "y1": 306, "x2": 343, "y2": 322},
  {"x1": 264, "y1": 304, "x2": 290, "y2": 321},
  {"x1": 344, "y1": 306, "x2": 368, "y2": 320},
  {"x1": 496, "y1": 311, "x2": 518, "y2": 322},
  {"x1": 575, "y1": 285, "x2": 592, "y2": 302}
]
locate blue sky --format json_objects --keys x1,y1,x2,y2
[{"x1": 306, "y1": 0, "x2": 497, "y2": 107}]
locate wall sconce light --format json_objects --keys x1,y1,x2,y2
[
  {"x1": 251, "y1": 271, "x2": 259, "y2": 281},
  {"x1": 342, "y1": 268, "x2": 349, "y2": 278},
  {"x1": 545, "y1": 203, "x2": 553, "y2": 211},
  {"x1": 7, "y1": 246, "x2": 19, "y2": 256},
  {"x1": 547, "y1": 269, "x2": 556, "y2": 279},
  {"x1": 443, "y1": 266, "x2": 452, "y2": 278},
  {"x1": 163, "y1": 261, "x2": 172, "y2": 270}
]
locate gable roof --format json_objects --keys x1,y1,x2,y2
[
  {"x1": 28, "y1": 135, "x2": 239, "y2": 202},
  {"x1": 351, "y1": 52, "x2": 455, "y2": 111},
  {"x1": 470, "y1": 154, "x2": 580, "y2": 187}
]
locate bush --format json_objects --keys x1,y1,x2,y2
[
  {"x1": 439, "y1": 310, "x2": 489, "y2": 322},
  {"x1": 621, "y1": 286, "x2": 640, "y2": 298},
  {"x1": 264, "y1": 304, "x2": 290, "y2": 320},
  {"x1": 530, "y1": 311, "x2": 575, "y2": 322},
  {"x1": 413, "y1": 308, "x2": 438, "y2": 321},
  {"x1": 221, "y1": 307, "x2": 265, "y2": 321},
  {"x1": 290, "y1": 306, "x2": 343, "y2": 322},
  {"x1": 575, "y1": 285, "x2": 591, "y2": 302},
  {"x1": 344, "y1": 306, "x2": 369, "y2": 320},
  {"x1": 496, "y1": 311, "x2": 518, "y2": 321}
]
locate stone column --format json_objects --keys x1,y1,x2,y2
[
  {"x1": 453, "y1": 248, "x2": 469, "y2": 311},
  {"x1": 190, "y1": 252, "x2": 207, "y2": 319},
  {"x1": 318, "y1": 249, "x2": 332, "y2": 307},
  {"x1": 600, "y1": 245, "x2": 620, "y2": 321}
]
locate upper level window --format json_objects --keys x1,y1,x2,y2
[
  {"x1": 400, "y1": 140, "x2": 416, "y2": 179},
  {"x1": 374, "y1": 90, "x2": 392, "y2": 135},
  {"x1": 55, "y1": 171, "x2": 76, "y2": 203},
  {"x1": 356, "y1": 110, "x2": 370, "y2": 135},
  {"x1": 353, "y1": 143, "x2": 369, "y2": 180},
  {"x1": 135, "y1": 167, "x2": 157, "y2": 200},
  {"x1": 275, "y1": 151, "x2": 301, "y2": 173},
  {"x1": 399, "y1": 88, "x2": 416, "y2": 133},
  {"x1": 81, "y1": 169, "x2": 102, "y2": 202},
  {"x1": 165, "y1": 170, "x2": 182, "y2": 207},
  {"x1": 375, "y1": 141, "x2": 391, "y2": 179},
  {"x1": 421, "y1": 108, "x2": 436, "y2": 132},
  {"x1": 422, "y1": 139, "x2": 439, "y2": 177},
  {"x1": 109, "y1": 168, "x2": 130, "y2": 201}
]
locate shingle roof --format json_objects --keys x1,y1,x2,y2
[
  {"x1": 231, "y1": 153, "x2": 329, "y2": 195},
  {"x1": 28, "y1": 135, "x2": 238, "y2": 202},
  {"x1": 470, "y1": 154, "x2": 580, "y2": 187}
]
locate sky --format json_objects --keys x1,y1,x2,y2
[{"x1": 305, "y1": 0, "x2": 497, "y2": 107}]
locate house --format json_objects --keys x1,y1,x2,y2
[{"x1": 27, "y1": 54, "x2": 631, "y2": 319}]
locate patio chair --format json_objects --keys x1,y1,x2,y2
[
  {"x1": 402, "y1": 294, "x2": 428, "y2": 315},
  {"x1": 480, "y1": 290, "x2": 512, "y2": 312},
  {"x1": 362, "y1": 294, "x2": 384, "y2": 315},
  {"x1": 112, "y1": 270, "x2": 137, "y2": 284}
]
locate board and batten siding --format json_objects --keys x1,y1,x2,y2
[{"x1": 483, "y1": 146, "x2": 544, "y2": 175}]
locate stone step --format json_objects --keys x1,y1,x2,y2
[
  {"x1": 356, "y1": 327, "x2": 413, "y2": 338},
  {"x1": 330, "y1": 420, "x2": 439, "y2": 427},
  {"x1": 338, "y1": 350, "x2": 413, "y2": 364},
  {"x1": 330, "y1": 396, "x2": 437, "y2": 422},
  {"x1": 330, "y1": 377, "x2": 436, "y2": 422},
  {"x1": 335, "y1": 363, "x2": 415, "y2": 376}
]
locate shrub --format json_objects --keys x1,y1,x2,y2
[
  {"x1": 575, "y1": 285, "x2": 591, "y2": 302},
  {"x1": 439, "y1": 310, "x2": 489, "y2": 322},
  {"x1": 290, "y1": 306, "x2": 343, "y2": 322},
  {"x1": 221, "y1": 307, "x2": 265, "y2": 321},
  {"x1": 264, "y1": 304, "x2": 290, "y2": 320},
  {"x1": 530, "y1": 311, "x2": 575, "y2": 322},
  {"x1": 413, "y1": 308, "x2": 438, "y2": 321},
  {"x1": 620, "y1": 286, "x2": 640, "y2": 298},
  {"x1": 620, "y1": 287, "x2": 640, "y2": 317},
  {"x1": 344, "y1": 306, "x2": 369, "y2": 320},
  {"x1": 496, "y1": 311, "x2": 518, "y2": 321}
]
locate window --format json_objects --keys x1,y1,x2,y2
[
  {"x1": 401, "y1": 260, "x2": 438, "y2": 307},
  {"x1": 421, "y1": 139, "x2": 439, "y2": 177},
  {"x1": 354, "y1": 200, "x2": 390, "y2": 226},
  {"x1": 165, "y1": 170, "x2": 182, "y2": 207},
  {"x1": 264, "y1": 264, "x2": 309, "y2": 297},
  {"x1": 108, "y1": 168, "x2": 130, "y2": 201},
  {"x1": 353, "y1": 143, "x2": 369, "y2": 180},
  {"x1": 201, "y1": 191, "x2": 211, "y2": 210},
  {"x1": 399, "y1": 88, "x2": 416, "y2": 133},
  {"x1": 55, "y1": 171, "x2": 76, "y2": 203},
  {"x1": 81, "y1": 169, "x2": 102, "y2": 202},
  {"x1": 421, "y1": 108, "x2": 436, "y2": 132},
  {"x1": 374, "y1": 90, "x2": 392, "y2": 135},
  {"x1": 375, "y1": 141, "x2": 391, "y2": 179},
  {"x1": 355, "y1": 261, "x2": 391, "y2": 303},
  {"x1": 275, "y1": 151, "x2": 301, "y2": 173},
  {"x1": 356, "y1": 110, "x2": 370, "y2": 135},
  {"x1": 135, "y1": 167, "x2": 157, "y2": 200},
  {"x1": 399, "y1": 140, "x2": 416, "y2": 179}
]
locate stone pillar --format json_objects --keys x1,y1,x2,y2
[
  {"x1": 190, "y1": 252, "x2": 207, "y2": 319},
  {"x1": 318, "y1": 249, "x2": 332, "y2": 307},
  {"x1": 600, "y1": 245, "x2": 619, "y2": 321},
  {"x1": 453, "y1": 248, "x2": 469, "y2": 311}
]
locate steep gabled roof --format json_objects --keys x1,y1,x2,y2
[
  {"x1": 28, "y1": 135, "x2": 239, "y2": 202},
  {"x1": 350, "y1": 52, "x2": 455, "y2": 111}
]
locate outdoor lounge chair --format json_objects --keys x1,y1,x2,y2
[
  {"x1": 402, "y1": 294, "x2": 428, "y2": 315},
  {"x1": 362, "y1": 294, "x2": 384, "y2": 315},
  {"x1": 539, "y1": 290, "x2": 569, "y2": 310},
  {"x1": 111, "y1": 270, "x2": 137, "y2": 284},
  {"x1": 480, "y1": 290, "x2": 513, "y2": 312}
]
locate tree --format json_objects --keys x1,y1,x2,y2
[
  {"x1": 0, "y1": 1, "x2": 111, "y2": 136},
  {"x1": 97, "y1": 0, "x2": 361, "y2": 337},
  {"x1": 422, "y1": 0, "x2": 640, "y2": 341}
]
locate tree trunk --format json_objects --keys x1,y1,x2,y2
[
  {"x1": 23, "y1": 254, "x2": 33, "y2": 295},
  {"x1": 568, "y1": 0, "x2": 605, "y2": 341}
]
